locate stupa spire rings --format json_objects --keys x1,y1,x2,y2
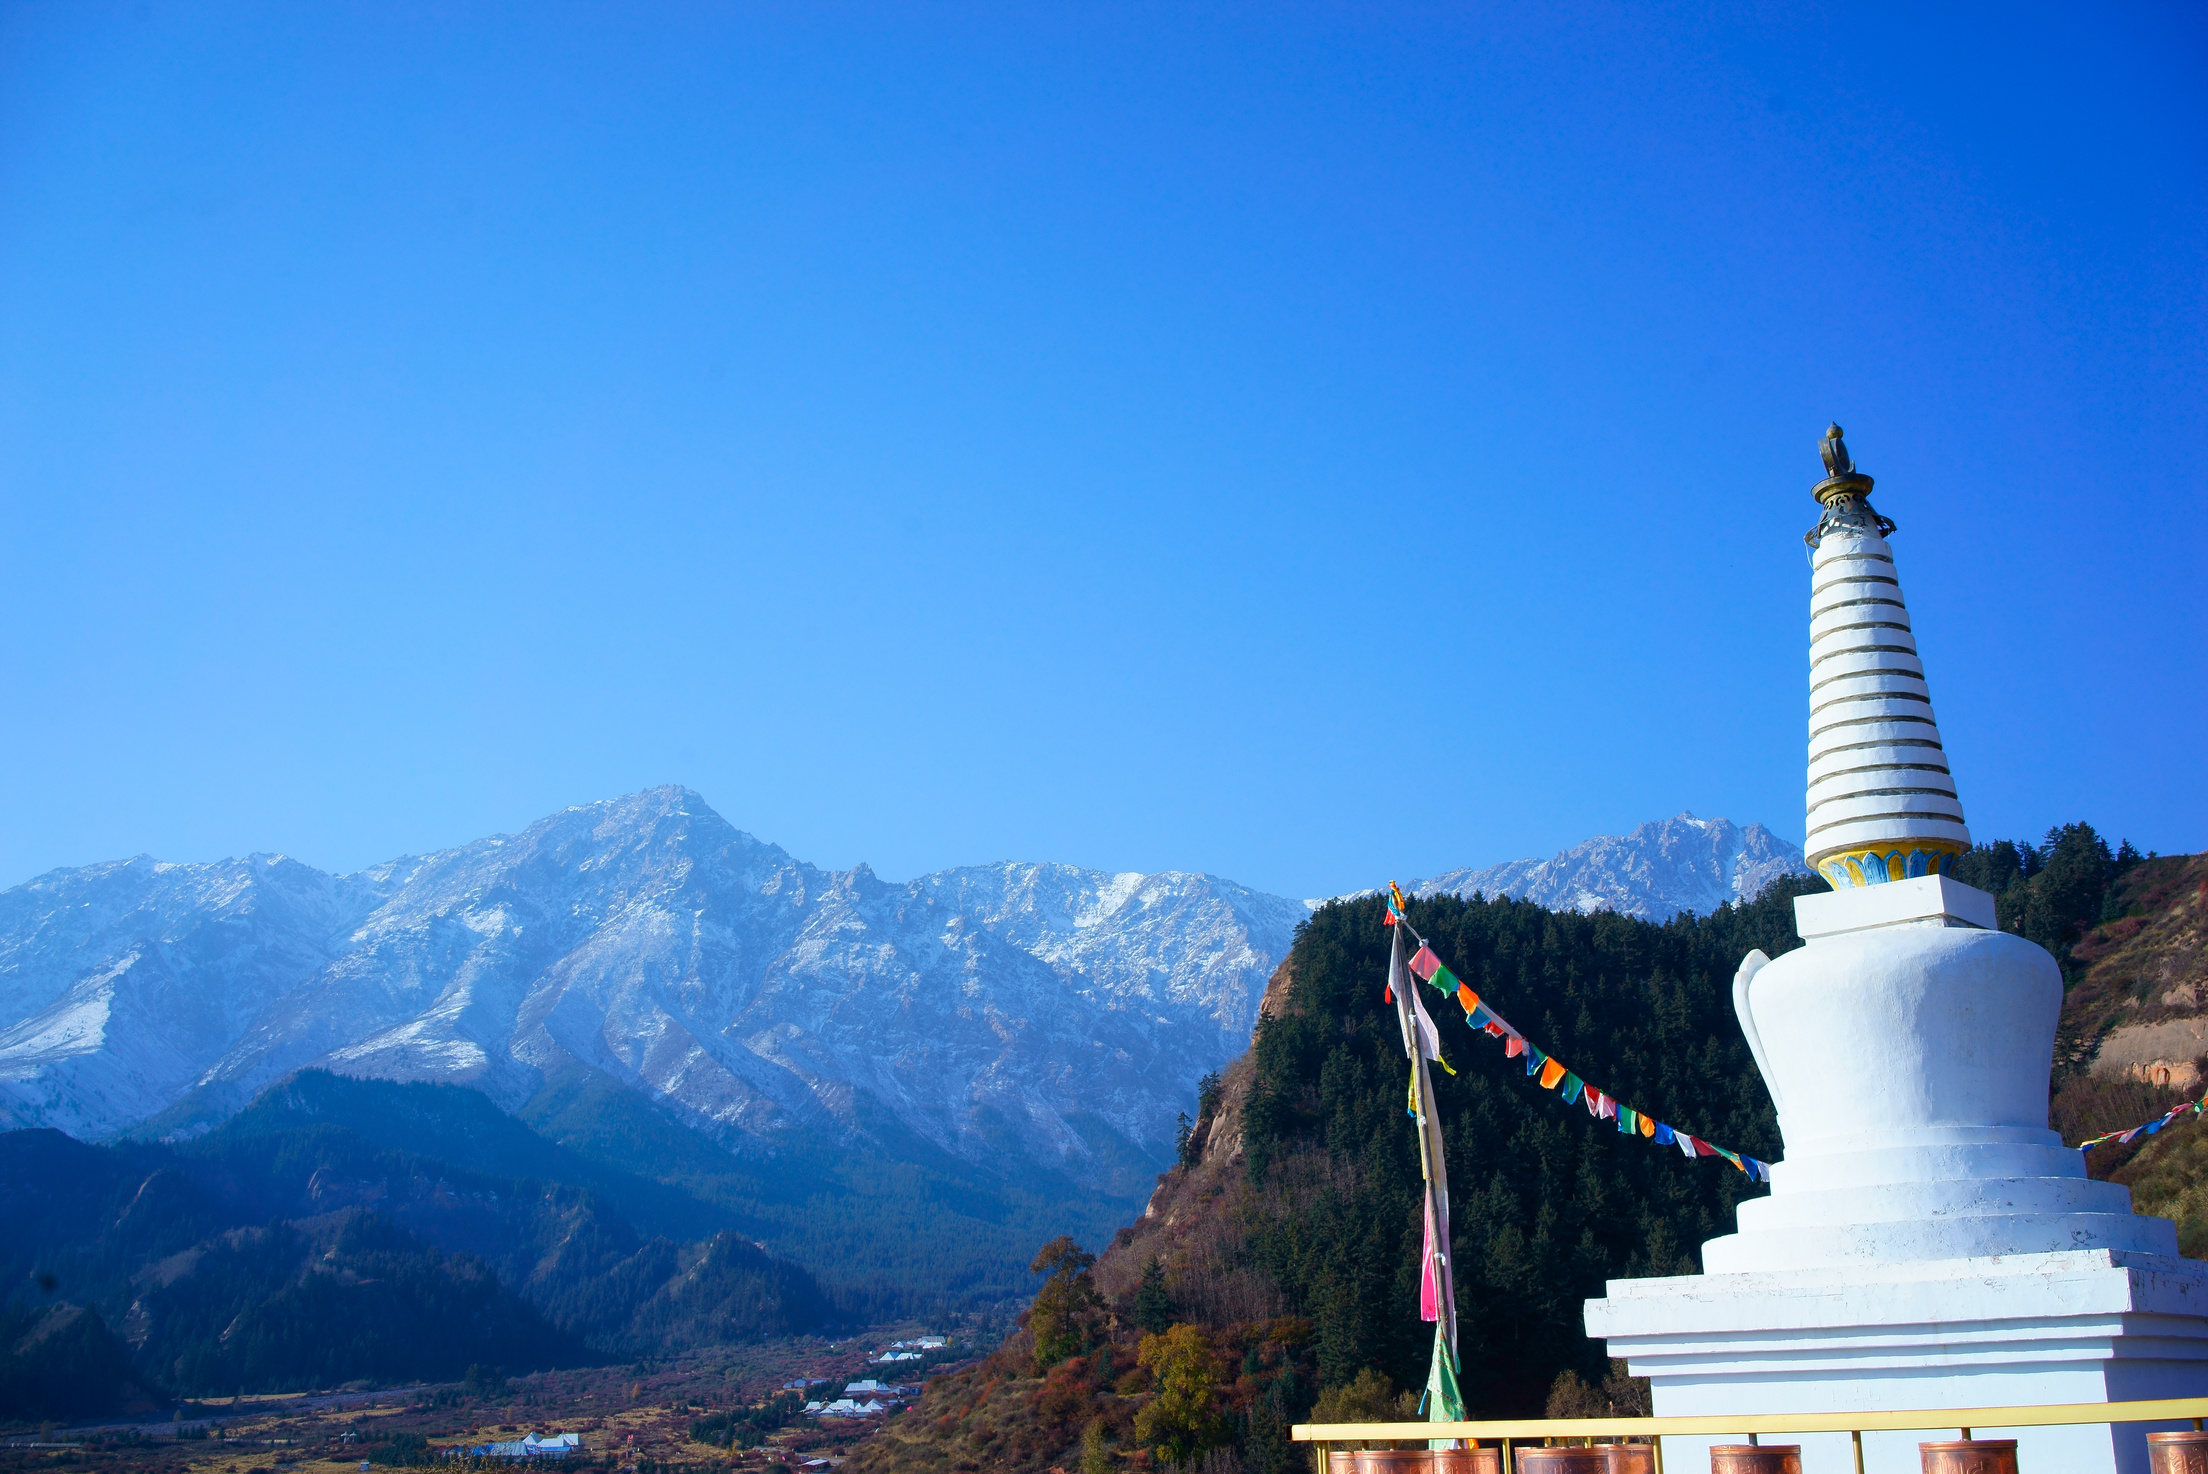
[{"x1": 1799, "y1": 423, "x2": 1968, "y2": 886}]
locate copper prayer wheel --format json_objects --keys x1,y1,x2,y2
[
  {"x1": 1432, "y1": 1448, "x2": 1503, "y2": 1474},
  {"x1": 1327, "y1": 1453, "x2": 1359, "y2": 1474},
  {"x1": 1918, "y1": 1440, "x2": 2018, "y2": 1474},
  {"x1": 1516, "y1": 1449, "x2": 1609, "y2": 1473},
  {"x1": 2148, "y1": 1431, "x2": 2208, "y2": 1474},
  {"x1": 1592, "y1": 1444, "x2": 1655, "y2": 1474},
  {"x1": 1351, "y1": 1453, "x2": 1435, "y2": 1472},
  {"x1": 1709, "y1": 1446, "x2": 1801, "y2": 1474}
]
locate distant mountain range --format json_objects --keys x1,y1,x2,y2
[
  {"x1": 1406, "y1": 813, "x2": 1807, "y2": 922},
  {"x1": 0, "y1": 800, "x2": 1801, "y2": 1156},
  {"x1": 0, "y1": 789, "x2": 1302, "y2": 1186},
  {"x1": 0, "y1": 793, "x2": 1804, "y2": 1312}
]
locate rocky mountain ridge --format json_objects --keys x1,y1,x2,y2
[
  {"x1": 1410, "y1": 813, "x2": 1807, "y2": 922},
  {"x1": 0, "y1": 788, "x2": 1302, "y2": 1188}
]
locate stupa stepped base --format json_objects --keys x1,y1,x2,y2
[
  {"x1": 1706, "y1": 1175, "x2": 2175, "y2": 1272},
  {"x1": 1764, "y1": 1130, "x2": 2103, "y2": 1191},
  {"x1": 1587, "y1": 1249, "x2": 2208, "y2": 1474}
]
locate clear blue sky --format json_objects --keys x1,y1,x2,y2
[{"x1": 2, "y1": 3, "x2": 2202, "y2": 899}]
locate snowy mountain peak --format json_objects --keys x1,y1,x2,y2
[{"x1": 1411, "y1": 812, "x2": 1808, "y2": 922}]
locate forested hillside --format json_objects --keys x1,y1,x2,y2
[
  {"x1": 850, "y1": 880, "x2": 1813, "y2": 1474},
  {"x1": 850, "y1": 828, "x2": 2206, "y2": 1474}
]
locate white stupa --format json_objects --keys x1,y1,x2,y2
[{"x1": 1583, "y1": 427, "x2": 2208, "y2": 1474}]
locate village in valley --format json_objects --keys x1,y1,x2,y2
[{"x1": 0, "y1": 1332, "x2": 979, "y2": 1474}]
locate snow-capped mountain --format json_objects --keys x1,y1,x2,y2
[
  {"x1": 1411, "y1": 813, "x2": 1808, "y2": 922},
  {"x1": 0, "y1": 789, "x2": 1306, "y2": 1184}
]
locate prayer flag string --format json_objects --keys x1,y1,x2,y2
[
  {"x1": 1385, "y1": 887, "x2": 1774, "y2": 1183},
  {"x1": 2077, "y1": 1092, "x2": 2208, "y2": 1152}
]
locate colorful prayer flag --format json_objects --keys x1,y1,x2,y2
[
  {"x1": 1423, "y1": 1324, "x2": 1465, "y2": 1424},
  {"x1": 1380, "y1": 906, "x2": 1781, "y2": 1188},
  {"x1": 1418, "y1": 1193, "x2": 1443, "y2": 1322}
]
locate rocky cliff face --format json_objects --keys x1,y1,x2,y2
[{"x1": 0, "y1": 788, "x2": 1308, "y2": 1186}]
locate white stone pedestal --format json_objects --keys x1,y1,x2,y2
[
  {"x1": 1587, "y1": 1249, "x2": 2208, "y2": 1474},
  {"x1": 1583, "y1": 878, "x2": 2208, "y2": 1473}
]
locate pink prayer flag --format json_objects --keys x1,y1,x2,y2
[
  {"x1": 1409, "y1": 945, "x2": 1440, "y2": 981},
  {"x1": 1504, "y1": 1036, "x2": 1525, "y2": 1059},
  {"x1": 1419, "y1": 1194, "x2": 1442, "y2": 1322}
]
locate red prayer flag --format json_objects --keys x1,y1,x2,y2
[{"x1": 1409, "y1": 945, "x2": 1440, "y2": 981}]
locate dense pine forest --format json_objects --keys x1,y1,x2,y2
[{"x1": 1233, "y1": 880, "x2": 1803, "y2": 1412}]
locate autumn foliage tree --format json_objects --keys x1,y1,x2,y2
[{"x1": 1133, "y1": 1324, "x2": 1225, "y2": 1465}]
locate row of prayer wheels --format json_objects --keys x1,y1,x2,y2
[{"x1": 1322, "y1": 1430, "x2": 2208, "y2": 1472}]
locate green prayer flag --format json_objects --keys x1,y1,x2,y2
[{"x1": 1424, "y1": 1323, "x2": 1465, "y2": 1437}]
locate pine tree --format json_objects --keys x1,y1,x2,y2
[{"x1": 1133, "y1": 1258, "x2": 1172, "y2": 1335}]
